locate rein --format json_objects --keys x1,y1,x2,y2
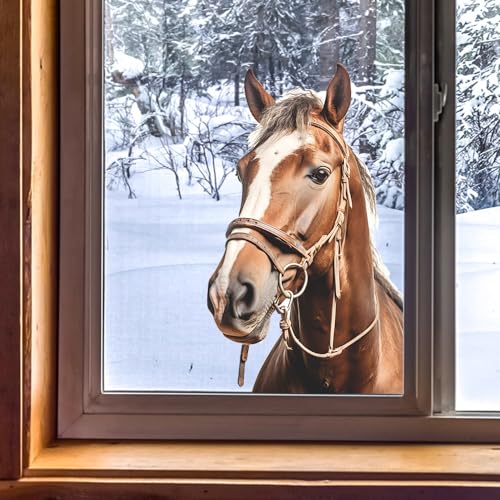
[{"x1": 226, "y1": 121, "x2": 379, "y2": 386}]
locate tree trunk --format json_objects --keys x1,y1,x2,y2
[
  {"x1": 179, "y1": 66, "x2": 186, "y2": 138},
  {"x1": 234, "y1": 69, "x2": 240, "y2": 106},
  {"x1": 162, "y1": 0, "x2": 169, "y2": 92},
  {"x1": 278, "y1": 59, "x2": 283, "y2": 95},
  {"x1": 356, "y1": 0, "x2": 377, "y2": 160},
  {"x1": 318, "y1": 0, "x2": 340, "y2": 90},
  {"x1": 356, "y1": 0, "x2": 377, "y2": 85},
  {"x1": 268, "y1": 55, "x2": 275, "y2": 95},
  {"x1": 104, "y1": 2, "x2": 114, "y2": 67},
  {"x1": 173, "y1": 169, "x2": 183, "y2": 200},
  {"x1": 252, "y1": 33, "x2": 261, "y2": 76}
]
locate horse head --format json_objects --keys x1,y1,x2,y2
[{"x1": 208, "y1": 64, "x2": 353, "y2": 345}]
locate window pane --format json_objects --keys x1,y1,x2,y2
[
  {"x1": 456, "y1": 0, "x2": 500, "y2": 410},
  {"x1": 103, "y1": 0, "x2": 405, "y2": 393}
]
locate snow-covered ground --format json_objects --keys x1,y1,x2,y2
[
  {"x1": 103, "y1": 168, "x2": 500, "y2": 410},
  {"x1": 456, "y1": 207, "x2": 500, "y2": 410}
]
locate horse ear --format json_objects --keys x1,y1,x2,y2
[
  {"x1": 244, "y1": 69, "x2": 275, "y2": 122},
  {"x1": 321, "y1": 63, "x2": 352, "y2": 130}
]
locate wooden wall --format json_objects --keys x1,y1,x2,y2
[
  {"x1": 0, "y1": 0, "x2": 58, "y2": 478},
  {"x1": 0, "y1": 0, "x2": 23, "y2": 480}
]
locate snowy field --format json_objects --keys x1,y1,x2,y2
[
  {"x1": 104, "y1": 168, "x2": 500, "y2": 410},
  {"x1": 456, "y1": 207, "x2": 500, "y2": 410}
]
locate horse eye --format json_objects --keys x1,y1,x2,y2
[{"x1": 309, "y1": 167, "x2": 331, "y2": 185}]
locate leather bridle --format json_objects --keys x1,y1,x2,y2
[{"x1": 226, "y1": 121, "x2": 379, "y2": 386}]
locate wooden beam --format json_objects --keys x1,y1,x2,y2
[
  {"x1": 2, "y1": 478, "x2": 500, "y2": 500},
  {"x1": 25, "y1": 0, "x2": 58, "y2": 467},
  {"x1": 21, "y1": 0, "x2": 32, "y2": 473},
  {"x1": 0, "y1": 0, "x2": 22, "y2": 480},
  {"x1": 0, "y1": 0, "x2": 58, "y2": 476}
]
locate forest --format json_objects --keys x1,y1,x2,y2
[{"x1": 104, "y1": 0, "x2": 499, "y2": 212}]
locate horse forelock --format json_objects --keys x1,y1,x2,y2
[{"x1": 248, "y1": 90, "x2": 323, "y2": 149}]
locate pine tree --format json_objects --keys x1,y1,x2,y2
[{"x1": 456, "y1": 0, "x2": 500, "y2": 211}]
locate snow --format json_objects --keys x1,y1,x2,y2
[
  {"x1": 456, "y1": 206, "x2": 500, "y2": 410},
  {"x1": 112, "y1": 51, "x2": 145, "y2": 80},
  {"x1": 380, "y1": 69, "x2": 404, "y2": 97},
  {"x1": 103, "y1": 172, "x2": 500, "y2": 409},
  {"x1": 104, "y1": 183, "x2": 272, "y2": 393},
  {"x1": 383, "y1": 138, "x2": 404, "y2": 163}
]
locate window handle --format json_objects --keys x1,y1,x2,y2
[{"x1": 433, "y1": 83, "x2": 448, "y2": 123}]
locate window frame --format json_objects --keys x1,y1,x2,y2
[
  {"x1": 433, "y1": 0, "x2": 457, "y2": 415},
  {"x1": 58, "y1": 0, "x2": 500, "y2": 441}
]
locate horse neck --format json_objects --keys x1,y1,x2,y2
[{"x1": 291, "y1": 158, "x2": 380, "y2": 393}]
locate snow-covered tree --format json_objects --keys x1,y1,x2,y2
[
  {"x1": 103, "y1": 0, "x2": 406, "y2": 204},
  {"x1": 106, "y1": 0, "x2": 202, "y2": 139},
  {"x1": 345, "y1": 0, "x2": 405, "y2": 208},
  {"x1": 456, "y1": 0, "x2": 500, "y2": 212}
]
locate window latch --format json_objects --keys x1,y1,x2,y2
[{"x1": 433, "y1": 83, "x2": 448, "y2": 122}]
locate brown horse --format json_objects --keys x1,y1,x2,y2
[{"x1": 207, "y1": 64, "x2": 403, "y2": 394}]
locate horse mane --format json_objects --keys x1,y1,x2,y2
[
  {"x1": 353, "y1": 154, "x2": 404, "y2": 310},
  {"x1": 247, "y1": 89, "x2": 403, "y2": 310}
]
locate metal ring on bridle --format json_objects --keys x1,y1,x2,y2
[{"x1": 278, "y1": 262, "x2": 309, "y2": 299}]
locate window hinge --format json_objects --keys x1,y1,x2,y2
[{"x1": 433, "y1": 83, "x2": 448, "y2": 122}]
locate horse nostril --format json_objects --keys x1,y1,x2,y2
[{"x1": 232, "y1": 280, "x2": 257, "y2": 320}]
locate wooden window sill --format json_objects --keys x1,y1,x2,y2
[{"x1": 25, "y1": 440, "x2": 500, "y2": 482}]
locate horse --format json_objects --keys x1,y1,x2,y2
[{"x1": 207, "y1": 64, "x2": 403, "y2": 394}]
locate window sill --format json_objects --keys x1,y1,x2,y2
[{"x1": 25, "y1": 440, "x2": 500, "y2": 481}]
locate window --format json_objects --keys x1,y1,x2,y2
[
  {"x1": 58, "y1": 0, "x2": 500, "y2": 440},
  {"x1": 454, "y1": 0, "x2": 500, "y2": 411},
  {"x1": 103, "y1": 0, "x2": 405, "y2": 394}
]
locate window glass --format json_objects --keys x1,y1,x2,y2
[
  {"x1": 103, "y1": 0, "x2": 405, "y2": 393},
  {"x1": 455, "y1": 0, "x2": 500, "y2": 410}
]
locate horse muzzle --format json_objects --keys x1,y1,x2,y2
[{"x1": 207, "y1": 270, "x2": 277, "y2": 343}]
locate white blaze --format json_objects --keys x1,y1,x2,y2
[{"x1": 213, "y1": 131, "x2": 309, "y2": 303}]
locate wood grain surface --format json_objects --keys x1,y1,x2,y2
[
  {"x1": 0, "y1": 0, "x2": 23, "y2": 481},
  {"x1": 2, "y1": 478, "x2": 500, "y2": 500},
  {"x1": 26, "y1": 441, "x2": 500, "y2": 482}
]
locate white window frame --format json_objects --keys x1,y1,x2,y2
[{"x1": 58, "y1": 0, "x2": 500, "y2": 440}]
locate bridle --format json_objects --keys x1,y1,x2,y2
[{"x1": 225, "y1": 121, "x2": 379, "y2": 386}]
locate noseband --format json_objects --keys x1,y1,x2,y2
[{"x1": 226, "y1": 121, "x2": 379, "y2": 386}]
